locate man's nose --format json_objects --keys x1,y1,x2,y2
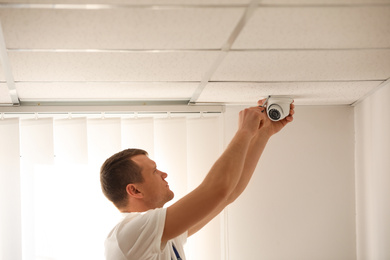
[{"x1": 159, "y1": 170, "x2": 168, "y2": 179}]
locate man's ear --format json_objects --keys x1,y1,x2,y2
[{"x1": 126, "y1": 184, "x2": 143, "y2": 198}]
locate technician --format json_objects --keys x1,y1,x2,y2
[{"x1": 100, "y1": 99, "x2": 295, "y2": 260}]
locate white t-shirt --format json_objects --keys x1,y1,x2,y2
[{"x1": 105, "y1": 208, "x2": 187, "y2": 260}]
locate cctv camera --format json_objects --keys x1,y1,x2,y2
[{"x1": 266, "y1": 97, "x2": 293, "y2": 121}]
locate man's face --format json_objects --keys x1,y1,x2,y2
[{"x1": 131, "y1": 154, "x2": 174, "y2": 209}]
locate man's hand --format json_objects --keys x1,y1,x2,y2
[
  {"x1": 257, "y1": 98, "x2": 295, "y2": 136},
  {"x1": 238, "y1": 105, "x2": 268, "y2": 137}
]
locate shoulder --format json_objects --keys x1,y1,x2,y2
[
  {"x1": 106, "y1": 208, "x2": 169, "y2": 258},
  {"x1": 116, "y1": 208, "x2": 167, "y2": 244}
]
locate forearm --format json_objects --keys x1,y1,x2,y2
[
  {"x1": 188, "y1": 130, "x2": 271, "y2": 237},
  {"x1": 187, "y1": 101, "x2": 294, "y2": 238},
  {"x1": 201, "y1": 129, "x2": 253, "y2": 197},
  {"x1": 226, "y1": 129, "x2": 271, "y2": 203},
  {"x1": 172, "y1": 129, "x2": 254, "y2": 239}
]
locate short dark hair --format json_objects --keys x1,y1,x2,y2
[{"x1": 100, "y1": 148, "x2": 147, "y2": 209}]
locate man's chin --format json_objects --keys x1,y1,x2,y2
[
  {"x1": 161, "y1": 192, "x2": 174, "y2": 208},
  {"x1": 168, "y1": 191, "x2": 174, "y2": 201}
]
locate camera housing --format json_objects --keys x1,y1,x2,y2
[{"x1": 266, "y1": 97, "x2": 293, "y2": 121}]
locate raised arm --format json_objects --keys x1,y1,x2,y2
[
  {"x1": 161, "y1": 106, "x2": 266, "y2": 243},
  {"x1": 225, "y1": 99, "x2": 295, "y2": 203},
  {"x1": 187, "y1": 100, "x2": 295, "y2": 236}
]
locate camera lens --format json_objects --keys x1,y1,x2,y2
[{"x1": 268, "y1": 108, "x2": 281, "y2": 120}]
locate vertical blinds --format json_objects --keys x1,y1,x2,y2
[{"x1": 0, "y1": 114, "x2": 223, "y2": 260}]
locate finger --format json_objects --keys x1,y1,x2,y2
[
  {"x1": 257, "y1": 99, "x2": 266, "y2": 107},
  {"x1": 249, "y1": 106, "x2": 265, "y2": 112},
  {"x1": 285, "y1": 115, "x2": 294, "y2": 122},
  {"x1": 252, "y1": 105, "x2": 266, "y2": 113},
  {"x1": 289, "y1": 102, "x2": 295, "y2": 115}
]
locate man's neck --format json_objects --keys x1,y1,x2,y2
[{"x1": 119, "y1": 201, "x2": 154, "y2": 213}]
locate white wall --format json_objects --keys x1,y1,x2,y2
[
  {"x1": 223, "y1": 105, "x2": 356, "y2": 260},
  {"x1": 355, "y1": 85, "x2": 390, "y2": 260}
]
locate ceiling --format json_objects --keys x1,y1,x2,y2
[{"x1": 0, "y1": 0, "x2": 390, "y2": 110}]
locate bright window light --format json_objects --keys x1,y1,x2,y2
[{"x1": 31, "y1": 163, "x2": 119, "y2": 260}]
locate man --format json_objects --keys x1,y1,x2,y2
[{"x1": 100, "y1": 99, "x2": 295, "y2": 259}]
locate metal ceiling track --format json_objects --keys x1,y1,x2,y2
[{"x1": 0, "y1": 100, "x2": 225, "y2": 114}]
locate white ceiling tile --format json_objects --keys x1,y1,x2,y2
[
  {"x1": 16, "y1": 82, "x2": 198, "y2": 100},
  {"x1": 0, "y1": 8, "x2": 243, "y2": 49},
  {"x1": 9, "y1": 51, "x2": 219, "y2": 81},
  {"x1": 212, "y1": 50, "x2": 390, "y2": 81},
  {"x1": 233, "y1": 6, "x2": 390, "y2": 49},
  {"x1": 197, "y1": 81, "x2": 380, "y2": 105},
  {"x1": 0, "y1": 64, "x2": 4, "y2": 81},
  {"x1": 0, "y1": 83, "x2": 12, "y2": 103}
]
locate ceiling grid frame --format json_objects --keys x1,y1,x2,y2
[
  {"x1": 189, "y1": 0, "x2": 261, "y2": 104},
  {"x1": 0, "y1": 0, "x2": 389, "y2": 109}
]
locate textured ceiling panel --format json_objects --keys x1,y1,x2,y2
[
  {"x1": 9, "y1": 51, "x2": 219, "y2": 81},
  {"x1": 16, "y1": 82, "x2": 198, "y2": 101},
  {"x1": 0, "y1": 8, "x2": 243, "y2": 49},
  {"x1": 233, "y1": 6, "x2": 390, "y2": 49},
  {"x1": 0, "y1": 63, "x2": 4, "y2": 81},
  {"x1": 197, "y1": 81, "x2": 380, "y2": 105},
  {"x1": 212, "y1": 50, "x2": 390, "y2": 81}
]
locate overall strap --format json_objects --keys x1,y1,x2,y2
[{"x1": 172, "y1": 243, "x2": 182, "y2": 260}]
